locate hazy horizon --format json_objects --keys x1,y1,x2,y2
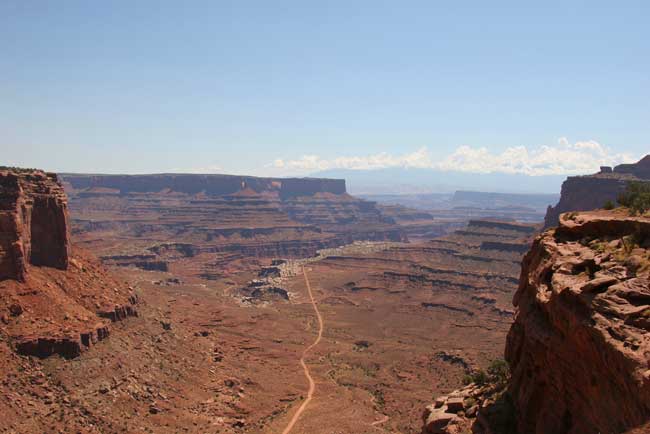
[{"x1": 2, "y1": 1, "x2": 648, "y2": 180}]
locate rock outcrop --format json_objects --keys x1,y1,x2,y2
[
  {"x1": 422, "y1": 382, "x2": 513, "y2": 434},
  {"x1": 506, "y1": 210, "x2": 650, "y2": 433},
  {"x1": 62, "y1": 173, "x2": 406, "y2": 277},
  {"x1": 61, "y1": 173, "x2": 347, "y2": 197},
  {"x1": 0, "y1": 168, "x2": 137, "y2": 359},
  {"x1": 544, "y1": 155, "x2": 650, "y2": 228},
  {"x1": 0, "y1": 169, "x2": 70, "y2": 281}
]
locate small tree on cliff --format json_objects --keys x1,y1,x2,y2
[{"x1": 618, "y1": 181, "x2": 650, "y2": 215}]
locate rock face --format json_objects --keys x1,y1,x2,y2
[
  {"x1": 506, "y1": 210, "x2": 650, "y2": 434},
  {"x1": 0, "y1": 168, "x2": 137, "y2": 358},
  {"x1": 61, "y1": 173, "x2": 347, "y2": 197},
  {"x1": 61, "y1": 173, "x2": 406, "y2": 277},
  {"x1": 0, "y1": 170, "x2": 70, "y2": 281},
  {"x1": 544, "y1": 155, "x2": 650, "y2": 228}
]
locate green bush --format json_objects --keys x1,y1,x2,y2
[
  {"x1": 463, "y1": 359, "x2": 510, "y2": 387},
  {"x1": 463, "y1": 369, "x2": 488, "y2": 386},
  {"x1": 487, "y1": 359, "x2": 510, "y2": 385},
  {"x1": 618, "y1": 182, "x2": 650, "y2": 215},
  {"x1": 603, "y1": 200, "x2": 615, "y2": 210}
]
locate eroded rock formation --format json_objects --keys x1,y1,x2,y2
[
  {"x1": 61, "y1": 173, "x2": 406, "y2": 276},
  {"x1": 544, "y1": 155, "x2": 650, "y2": 228},
  {"x1": 61, "y1": 173, "x2": 346, "y2": 197},
  {"x1": 0, "y1": 168, "x2": 137, "y2": 358},
  {"x1": 506, "y1": 211, "x2": 650, "y2": 433},
  {"x1": 0, "y1": 169, "x2": 70, "y2": 281}
]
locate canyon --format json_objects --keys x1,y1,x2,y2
[
  {"x1": 2, "y1": 168, "x2": 648, "y2": 434},
  {"x1": 0, "y1": 169, "x2": 536, "y2": 433},
  {"x1": 62, "y1": 173, "x2": 408, "y2": 279}
]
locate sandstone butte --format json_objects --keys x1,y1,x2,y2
[
  {"x1": 424, "y1": 209, "x2": 650, "y2": 434},
  {"x1": 544, "y1": 155, "x2": 650, "y2": 228},
  {"x1": 0, "y1": 168, "x2": 138, "y2": 359}
]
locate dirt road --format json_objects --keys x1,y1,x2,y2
[{"x1": 281, "y1": 267, "x2": 324, "y2": 434}]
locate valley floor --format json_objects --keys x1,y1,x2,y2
[{"x1": 1, "y1": 221, "x2": 529, "y2": 433}]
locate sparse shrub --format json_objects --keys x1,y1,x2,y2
[
  {"x1": 463, "y1": 369, "x2": 488, "y2": 386},
  {"x1": 592, "y1": 242, "x2": 607, "y2": 254},
  {"x1": 618, "y1": 181, "x2": 650, "y2": 215},
  {"x1": 603, "y1": 200, "x2": 615, "y2": 210},
  {"x1": 487, "y1": 359, "x2": 510, "y2": 385}
]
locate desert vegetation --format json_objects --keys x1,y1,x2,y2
[{"x1": 618, "y1": 181, "x2": 650, "y2": 215}]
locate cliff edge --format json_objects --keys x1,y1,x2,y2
[
  {"x1": 0, "y1": 169, "x2": 70, "y2": 281},
  {"x1": 544, "y1": 155, "x2": 650, "y2": 228},
  {"x1": 507, "y1": 210, "x2": 650, "y2": 433},
  {"x1": 0, "y1": 168, "x2": 137, "y2": 358}
]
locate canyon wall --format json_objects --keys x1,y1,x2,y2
[
  {"x1": 0, "y1": 170, "x2": 70, "y2": 281},
  {"x1": 62, "y1": 173, "x2": 405, "y2": 276},
  {"x1": 0, "y1": 168, "x2": 137, "y2": 359},
  {"x1": 544, "y1": 155, "x2": 650, "y2": 228},
  {"x1": 62, "y1": 173, "x2": 347, "y2": 197},
  {"x1": 506, "y1": 211, "x2": 650, "y2": 434}
]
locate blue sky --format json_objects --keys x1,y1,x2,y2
[{"x1": 1, "y1": 1, "x2": 648, "y2": 176}]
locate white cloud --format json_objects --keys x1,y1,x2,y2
[
  {"x1": 436, "y1": 139, "x2": 635, "y2": 175},
  {"x1": 270, "y1": 147, "x2": 433, "y2": 172},
  {"x1": 270, "y1": 139, "x2": 637, "y2": 176}
]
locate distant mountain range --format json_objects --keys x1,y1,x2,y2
[{"x1": 314, "y1": 168, "x2": 567, "y2": 195}]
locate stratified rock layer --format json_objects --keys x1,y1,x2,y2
[
  {"x1": 544, "y1": 155, "x2": 650, "y2": 228},
  {"x1": 61, "y1": 173, "x2": 406, "y2": 276},
  {"x1": 506, "y1": 211, "x2": 650, "y2": 434},
  {"x1": 0, "y1": 168, "x2": 137, "y2": 358},
  {"x1": 0, "y1": 170, "x2": 70, "y2": 281}
]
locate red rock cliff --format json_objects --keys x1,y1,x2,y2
[
  {"x1": 0, "y1": 170, "x2": 70, "y2": 281},
  {"x1": 506, "y1": 211, "x2": 650, "y2": 434},
  {"x1": 544, "y1": 155, "x2": 650, "y2": 228},
  {"x1": 0, "y1": 168, "x2": 137, "y2": 359},
  {"x1": 61, "y1": 173, "x2": 347, "y2": 198}
]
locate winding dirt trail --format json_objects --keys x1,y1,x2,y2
[{"x1": 281, "y1": 267, "x2": 324, "y2": 434}]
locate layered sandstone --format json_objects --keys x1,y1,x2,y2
[
  {"x1": 544, "y1": 155, "x2": 650, "y2": 228},
  {"x1": 0, "y1": 168, "x2": 137, "y2": 359},
  {"x1": 506, "y1": 210, "x2": 650, "y2": 433},
  {"x1": 61, "y1": 173, "x2": 346, "y2": 197},
  {"x1": 0, "y1": 169, "x2": 70, "y2": 281},
  {"x1": 62, "y1": 173, "x2": 405, "y2": 277}
]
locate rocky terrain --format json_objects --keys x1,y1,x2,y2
[
  {"x1": 545, "y1": 155, "x2": 650, "y2": 228},
  {"x1": 62, "y1": 173, "x2": 407, "y2": 279},
  {"x1": 0, "y1": 169, "x2": 140, "y2": 432},
  {"x1": 424, "y1": 209, "x2": 650, "y2": 434},
  {"x1": 0, "y1": 169, "x2": 138, "y2": 358},
  {"x1": 1, "y1": 168, "x2": 541, "y2": 434},
  {"x1": 233, "y1": 219, "x2": 535, "y2": 432},
  {"x1": 507, "y1": 210, "x2": 650, "y2": 434}
]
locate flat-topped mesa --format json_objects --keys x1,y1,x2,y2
[
  {"x1": 279, "y1": 177, "x2": 346, "y2": 199},
  {"x1": 61, "y1": 173, "x2": 347, "y2": 198},
  {"x1": 544, "y1": 155, "x2": 650, "y2": 228},
  {"x1": 61, "y1": 173, "x2": 404, "y2": 275},
  {"x1": 506, "y1": 210, "x2": 650, "y2": 434},
  {"x1": 0, "y1": 169, "x2": 70, "y2": 281}
]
